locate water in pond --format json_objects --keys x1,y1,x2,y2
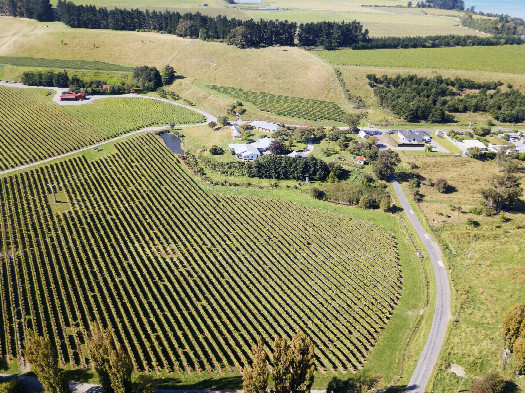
[{"x1": 159, "y1": 133, "x2": 184, "y2": 155}]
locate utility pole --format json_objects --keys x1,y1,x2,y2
[{"x1": 47, "y1": 183, "x2": 58, "y2": 204}]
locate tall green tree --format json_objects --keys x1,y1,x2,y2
[
  {"x1": 108, "y1": 344, "x2": 133, "y2": 393},
  {"x1": 502, "y1": 301, "x2": 525, "y2": 374},
  {"x1": 87, "y1": 322, "x2": 113, "y2": 393},
  {"x1": 23, "y1": 330, "x2": 69, "y2": 393},
  {"x1": 243, "y1": 337, "x2": 269, "y2": 393}
]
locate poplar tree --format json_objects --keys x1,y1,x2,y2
[
  {"x1": 86, "y1": 322, "x2": 113, "y2": 393},
  {"x1": 272, "y1": 333, "x2": 316, "y2": 393},
  {"x1": 243, "y1": 337, "x2": 269, "y2": 393},
  {"x1": 108, "y1": 344, "x2": 133, "y2": 393},
  {"x1": 23, "y1": 330, "x2": 69, "y2": 393}
]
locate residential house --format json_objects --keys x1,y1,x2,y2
[
  {"x1": 250, "y1": 121, "x2": 281, "y2": 132},
  {"x1": 230, "y1": 124, "x2": 241, "y2": 138}
]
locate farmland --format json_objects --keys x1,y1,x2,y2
[
  {"x1": 0, "y1": 133, "x2": 405, "y2": 376},
  {"x1": 208, "y1": 85, "x2": 347, "y2": 123},
  {"x1": 316, "y1": 45, "x2": 525, "y2": 74},
  {"x1": 64, "y1": 97, "x2": 205, "y2": 136},
  {"x1": 0, "y1": 87, "x2": 204, "y2": 170},
  {"x1": 0, "y1": 56, "x2": 131, "y2": 71}
]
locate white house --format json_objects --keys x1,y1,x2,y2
[
  {"x1": 228, "y1": 137, "x2": 275, "y2": 160},
  {"x1": 460, "y1": 139, "x2": 487, "y2": 151},
  {"x1": 250, "y1": 121, "x2": 281, "y2": 132},
  {"x1": 398, "y1": 130, "x2": 431, "y2": 143},
  {"x1": 230, "y1": 124, "x2": 241, "y2": 138}
]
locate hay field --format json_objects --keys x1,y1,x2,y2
[
  {"x1": 399, "y1": 155, "x2": 525, "y2": 391},
  {"x1": 0, "y1": 18, "x2": 343, "y2": 103}
]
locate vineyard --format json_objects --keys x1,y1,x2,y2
[
  {"x1": 0, "y1": 87, "x2": 205, "y2": 170},
  {"x1": 0, "y1": 56, "x2": 132, "y2": 72},
  {"x1": 0, "y1": 133, "x2": 402, "y2": 375},
  {"x1": 208, "y1": 85, "x2": 347, "y2": 122},
  {"x1": 64, "y1": 97, "x2": 206, "y2": 137},
  {"x1": 315, "y1": 45, "x2": 525, "y2": 74}
]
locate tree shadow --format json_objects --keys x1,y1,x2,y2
[
  {"x1": 389, "y1": 205, "x2": 404, "y2": 214},
  {"x1": 385, "y1": 384, "x2": 408, "y2": 392},
  {"x1": 158, "y1": 376, "x2": 243, "y2": 390},
  {"x1": 503, "y1": 380, "x2": 520, "y2": 393},
  {"x1": 0, "y1": 356, "x2": 7, "y2": 371}
]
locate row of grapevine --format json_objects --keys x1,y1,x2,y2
[
  {"x1": 208, "y1": 85, "x2": 347, "y2": 122},
  {"x1": 0, "y1": 87, "x2": 205, "y2": 171},
  {"x1": 0, "y1": 133, "x2": 402, "y2": 374}
]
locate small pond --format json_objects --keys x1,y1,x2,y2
[{"x1": 159, "y1": 133, "x2": 184, "y2": 155}]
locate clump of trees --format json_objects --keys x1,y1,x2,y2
[
  {"x1": 416, "y1": 0, "x2": 464, "y2": 10},
  {"x1": 243, "y1": 333, "x2": 315, "y2": 393},
  {"x1": 312, "y1": 181, "x2": 391, "y2": 210},
  {"x1": 462, "y1": 14, "x2": 525, "y2": 37},
  {"x1": 502, "y1": 302, "x2": 525, "y2": 374},
  {"x1": 368, "y1": 74, "x2": 525, "y2": 124},
  {"x1": 479, "y1": 158, "x2": 522, "y2": 214},
  {"x1": 326, "y1": 372, "x2": 380, "y2": 393},
  {"x1": 372, "y1": 150, "x2": 401, "y2": 180},
  {"x1": 469, "y1": 372, "x2": 506, "y2": 393}
]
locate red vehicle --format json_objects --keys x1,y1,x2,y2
[{"x1": 60, "y1": 92, "x2": 86, "y2": 101}]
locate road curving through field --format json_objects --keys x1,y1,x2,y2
[{"x1": 391, "y1": 176, "x2": 452, "y2": 393}]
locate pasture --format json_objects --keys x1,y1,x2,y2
[
  {"x1": 398, "y1": 156, "x2": 525, "y2": 391},
  {"x1": 0, "y1": 133, "x2": 408, "y2": 379},
  {"x1": 316, "y1": 45, "x2": 525, "y2": 74},
  {"x1": 0, "y1": 86, "x2": 204, "y2": 170}
]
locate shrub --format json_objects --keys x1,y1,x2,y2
[
  {"x1": 311, "y1": 187, "x2": 325, "y2": 200},
  {"x1": 469, "y1": 372, "x2": 505, "y2": 393},
  {"x1": 435, "y1": 178, "x2": 450, "y2": 193},
  {"x1": 209, "y1": 145, "x2": 224, "y2": 155},
  {"x1": 466, "y1": 218, "x2": 480, "y2": 227}
]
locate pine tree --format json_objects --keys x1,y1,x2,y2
[
  {"x1": 23, "y1": 330, "x2": 69, "y2": 393},
  {"x1": 243, "y1": 337, "x2": 269, "y2": 393}
]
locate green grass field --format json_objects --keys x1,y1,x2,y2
[
  {"x1": 0, "y1": 133, "x2": 429, "y2": 389},
  {"x1": 0, "y1": 56, "x2": 131, "y2": 71},
  {"x1": 316, "y1": 45, "x2": 525, "y2": 74}
]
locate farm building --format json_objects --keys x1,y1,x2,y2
[
  {"x1": 60, "y1": 92, "x2": 86, "y2": 101},
  {"x1": 230, "y1": 124, "x2": 241, "y2": 138},
  {"x1": 229, "y1": 137, "x2": 275, "y2": 160},
  {"x1": 398, "y1": 130, "x2": 431, "y2": 143},
  {"x1": 460, "y1": 139, "x2": 487, "y2": 151},
  {"x1": 359, "y1": 129, "x2": 381, "y2": 139},
  {"x1": 251, "y1": 121, "x2": 281, "y2": 132}
]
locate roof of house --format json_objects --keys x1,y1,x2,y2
[
  {"x1": 251, "y1": 137, "x2": 275, "y2": 151},
  {"x1": 250, "y1": 121, "x2": 281, "y2": 131},
  {"x1": 230, "y1": 125, "x2": 241, "y2": 137},
  {"x1": 288, "y1": 151, "x2": 302, "y2": 157},
  {"x1": 398, "y1": 130, "x2": 423, "y2": 140},
  {"x1": 462, "y1": 139, "x2": 486, "y2": 149},
  {"x1": 240, "y1": 145, "x2": 260, "y2": 157}
]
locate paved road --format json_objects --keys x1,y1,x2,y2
[{"x1": 391, "y1": 177, "x2": 451, "y2": 393}]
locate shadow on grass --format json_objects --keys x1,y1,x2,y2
[
  {"x1": 64, "y1": 369, "x2": 96, "y2": 383},
  {"x1": 0, "y1": 357, "x2": 7, "y2": 371},
  {"x1": 503, "y1": 380, "x2": 520, "y2": 393},
  {"x1": 158, "y1": 376, "x2": 243, "y2": 390}
]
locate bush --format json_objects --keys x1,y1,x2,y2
[
  {"x1": 311, "y1": 187, "x2": 325, "y2": 200},
  {"x1": 0, "y1": 381, "x2": 24, "y2": 393},
  {"x1": 466, "y1": 218, "x2": 480, "y2": 228},
  {"x1": 209, "y1": 145, "x2": 224, "y2": 155},
  {"x1": 469, "y1": 372, "x2": 505, "y2": 393},
  {"x1": 435, "y1": 178, "x2": 450, "y2": 193}
]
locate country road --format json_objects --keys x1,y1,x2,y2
[{"x1": 391, "y1": 177, "x2": 451, "y2": 393}]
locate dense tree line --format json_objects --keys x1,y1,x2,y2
[
  {"x1": 415, "y1": 0, "x2": 464, "y2": 10},
  {"x1": 461, "y1": 14, "x2": 525, "y2": 37},
  {"x1": 191, "y1": 153, "x2": 342, "y2": 181},
  {"x1": 368, "y1": 74, "x2": 524, "y2": 123},
  {"x1": 0, "y1": 0, "x2": 53, "y2": 21},
  {"x1": 350, "y1": 34, "x2": 522, "y2": 50},
  {"x1": 20, "y1": 65, "x2": 175, "y2": 94},
  {"x1": 297, "y1": 21, "x2": 369, "y2": 50}
]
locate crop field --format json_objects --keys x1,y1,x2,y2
[
  {"x1": 315, "y1": 45, "x2": 525, "y2": 74},
  {"x1": 0, "y1": 56, "x2": 132, "y2": 72},
  {"x1": 0, "y1": 87, "x2": 204, "y2": 171},
  {"x1": 0, "y1": 133, "x2": 402, "y2": 374},
  {"x1": 208, "y1": 85, "x2": 347, "y2": 122},
  {"x1": 64, "y1": 97, "x2": 205, "y2": 136}
]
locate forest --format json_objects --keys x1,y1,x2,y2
[
  {"x1": 367, "y1": 74, "x2": 525, "y2": 123},
  {"x1": 415, "y1": 0, "x2": 464, "y2": 10}
]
